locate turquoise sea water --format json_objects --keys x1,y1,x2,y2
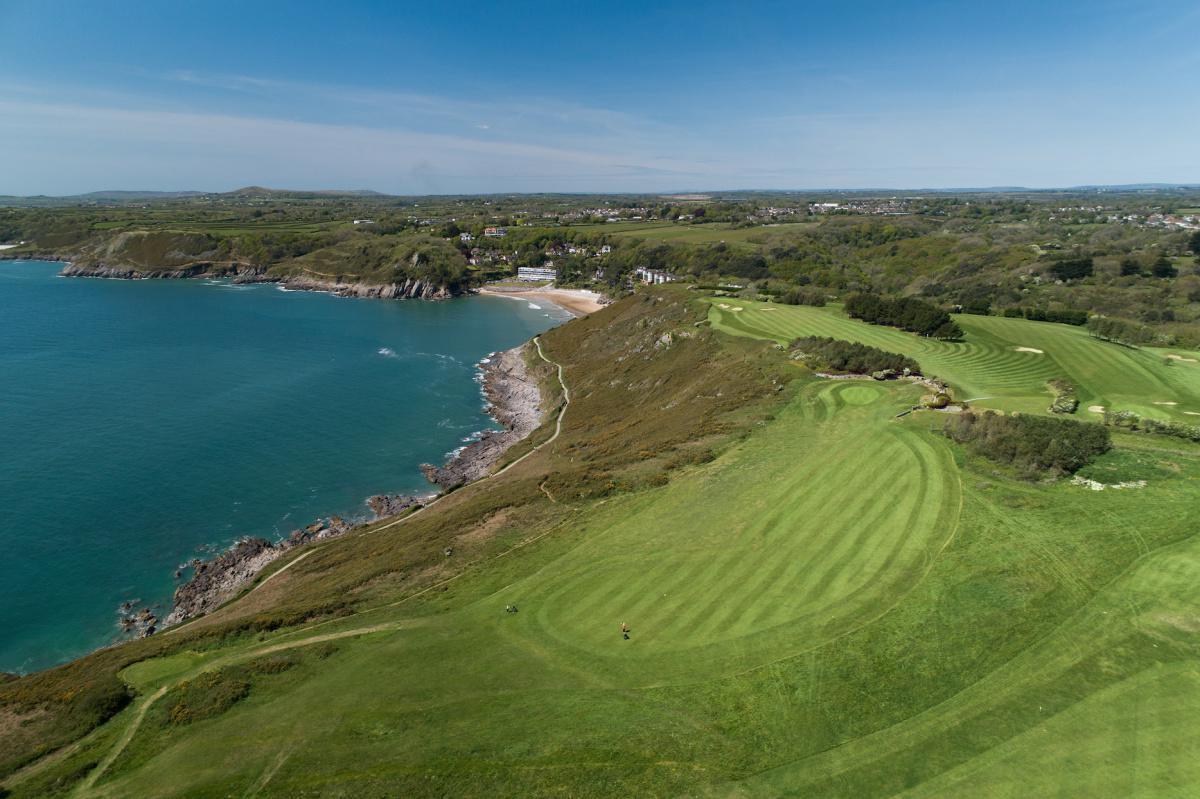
[{"x1": 0, "y1": 261, "x2": 570, "y2": 672}]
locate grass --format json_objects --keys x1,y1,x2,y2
[
  {"x1": 6, "y1": 288, "x2": 1200, "y2": 797},
  {"x1": 708, "y1": 298, "x2": 1200, "y2": 421}
]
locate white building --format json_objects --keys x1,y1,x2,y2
[
  {"x1": 516, "y1": 266, "x2": 556, "y2": 282},
  {"x1": 635, "y1": 267, "x2": 677, "y2": 285}
]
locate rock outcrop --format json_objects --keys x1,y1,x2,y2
[
  {"x1": 366, "y1": 494, "x2": 423, "y2": 519},
  {"x1": 421, "y1": 344, "x2": 544, "y2": 488},
  {"x1": 163, "y1": 515, "x2": 355, "y2": 628},
  {"x1": 234, "y1": 273, "x2": 454, "y2": 300}
]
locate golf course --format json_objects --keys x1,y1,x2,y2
[
  {"x1": 709, "y1": 298, "x2": 1200, "y2": 421},
  {"x1": 5, "y1": 289, "x2": 1200, "y2": 797}
]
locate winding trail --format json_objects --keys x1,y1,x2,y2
[{"x1": 52, "y1": 337, "x2": 572, "y2": 796}]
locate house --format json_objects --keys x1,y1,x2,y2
[
  {"x1": 599, "y1": 244, "x2": 612, "y2": 255},
  {"x1": 484, "y1": 226, "x2": 507, "y2": 238},
  {"x1": 459, "y1": 232, "x2": 474, "y2": 242},
  {"x1": 516, "y1": 266, "x2": 556, "y2": 282},
  {"x1": 352, "y1": 219, "x2": 375, "y2": 225},
  {"x1": 635, "y1": 267, "x2": 677, "y2": 285}
]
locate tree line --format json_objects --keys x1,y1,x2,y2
[{"x1": 843, "y1": 293, "x2": 964, "y2": 339}]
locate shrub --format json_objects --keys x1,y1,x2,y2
[
  {"x1": 1086, "y1": 315, "x2": 1169, "y2": 347},
  {"x1": 843, "y1": 293, "x2": 962, "y2": 339},
  {"x1": 165, "y1": 670, "x2": 251, "y2": 726},
  {"x1": 1103, "y1": 410, "x2": 1200, "y2": 443},
  {"x1": 790, "y1": 336, "x2": 920, "y2": 376},
  {"x1": 1046, "y1": 257, "x2": 1094, "y2": 281},
  {"x1": 943, "y1": 411, "x2": 1110, "y2": 476},
  {"x1": 777, "y1": 287, "x2": 826, "y2": 306}
]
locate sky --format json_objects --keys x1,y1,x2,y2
[{"x1": 1, "y1": 0, "x2": 1198, "y2": 195}]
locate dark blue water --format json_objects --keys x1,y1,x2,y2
[{"x1": 0, "y1": 261, "x2": 570, "y2": 672}]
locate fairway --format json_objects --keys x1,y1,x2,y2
[
  {"x1": 516, "y1": 381, "x2": 958, "y2": 676},
  {"x1": 709, "y1": 298, "x2": 1200, "y2": 420}
]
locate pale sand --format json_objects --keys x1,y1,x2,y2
[
  {"x1": 479, "y1": 287, "x2": 605, "y2": 317},
  {"x1": 1166, "y1": 354, "x2": 1199, "y2": 363},
  {"x1": 1015, "y1": 346, "x2": 1044, "y2": 354},
  {"x1": 1088, "y1": 405, "x2": 1106, "y2": 413},
  {"x1": 1154, "y1": 401, "x2": 1179, "y2": 406},
  {"x1": 1186, "y1": 411, "x2": 1200, "y2": 416}
]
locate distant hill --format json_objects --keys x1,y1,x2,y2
[{"x1": 223, "y1": 186, "x2": 389, "y2": 199}]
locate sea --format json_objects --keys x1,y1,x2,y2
[{"x1": 0, "y1": 260, "x2": 572, "y2": 672}]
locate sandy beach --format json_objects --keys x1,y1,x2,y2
[{"x1": 479, "y1": 285, "x2": 606, "y2": 316}]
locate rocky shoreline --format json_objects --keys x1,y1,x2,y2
[
  {"x1": 56, "y1": 260, "x2": 455, "y2": 300},
  {"x1": 421, "y1": 344, "x2": 542, "y2": 488},
  {"x1": 148, "y1": 342, "x2": 543, "y2": 632}
]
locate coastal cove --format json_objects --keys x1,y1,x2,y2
[{"x1": 0, "y1": 260, "x2": 571, "y2": 673}]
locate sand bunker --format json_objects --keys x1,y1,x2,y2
[
  {"x1": 1088, "y1": 405, "x2": 1106, "y2": 413},
  {"x1": 1166, "y1": 354, "x2": 1198, "y2": 363},
  {"x1": 1186, "y1": 411, "x2": 1200, "y2": 417},
  {"x1": 1014, "y1": 347, "x2": 1044, "y2": 354},
  {"x1": 1154, "y1": 401, "x2": 1179, "y2": 406}
]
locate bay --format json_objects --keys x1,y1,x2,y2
[{"x1": 0, "y1": 260, "x2": 570, "y2": 672}]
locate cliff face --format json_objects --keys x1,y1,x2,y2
[
  {"x1": 236, "y1": 273, "x2": 455, "y2": 300},
  {"x1": 59, "y1": 262, "x2": 260, "y2": 280}
]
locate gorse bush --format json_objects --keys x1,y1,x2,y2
[
  {"x1": 1104, "y1": 410, "x2": 1200, "y2": 443},
  {"x1": 1086, "y1": 315, "x2": 1169, "y2": 347},
  {"x1": 843, "y1": 293, "x2": 963, "y2": 339},
  {"x1": 943, "y1": 411, "x2": 1110, "y2": 476},
  {"x1": 790, "y1": 336, "x2": 920, "y2": 376},
  {"x1": 777, "y1": 287, "x2": 826, "y2": 306},
  {"x1": 166, "y1": 670, "x2": 251, "y2": 726}
]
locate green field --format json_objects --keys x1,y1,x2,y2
[
  {"x1": 709, "y1": 298, "x2": 1200, "y2": 421},
  {"x1": 7, "y1": 291, "x2": 1200, "y2": 797}
]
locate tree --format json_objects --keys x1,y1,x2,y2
[
  {"x1": 1119, "y1": 257, "x2": 1143, "y2": 276},
  {"x1": 1190, "y1": 230, "x2": 1200, "y2": 257},
  {"x1": 1151, "y1": 256, "x2": 1178, "y2": 279}
]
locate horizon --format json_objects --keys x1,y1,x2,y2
[{"x1": 2, "y1": 0, "x2": 1199, "y2": 195}]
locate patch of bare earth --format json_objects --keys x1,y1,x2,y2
[{"x1": 455, "y1": 509, "x2": 511, "y2": 547}]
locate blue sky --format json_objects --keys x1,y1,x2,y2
[{"x1": 1, "y1": 0, "x2": 1197, "y2": 194}]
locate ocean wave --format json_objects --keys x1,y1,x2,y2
[
  {"x1": 378, "y1": 347, "x2": 397, "y2": 358},
  {"x1": 527, "y1": 303, "x2": 542, "y2": 309}
]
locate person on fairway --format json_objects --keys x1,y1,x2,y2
[{"x1": 621, "y1": 621, "x2": 630, "y2": 640}]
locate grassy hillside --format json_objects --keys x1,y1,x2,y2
[
  {"x1": 709, "y1": 298, "x2": 1200, "y2": 421},
  {"x1": 4, "y1": 288, "x2": 1200, "y2": 797}
]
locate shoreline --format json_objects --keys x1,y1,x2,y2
[
  {"x1": 479, "y1": 285, "x2": 606, "y2": 317},
  {"x1": 153, "y1": 341, "x2": 545, "y2": 632}
]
